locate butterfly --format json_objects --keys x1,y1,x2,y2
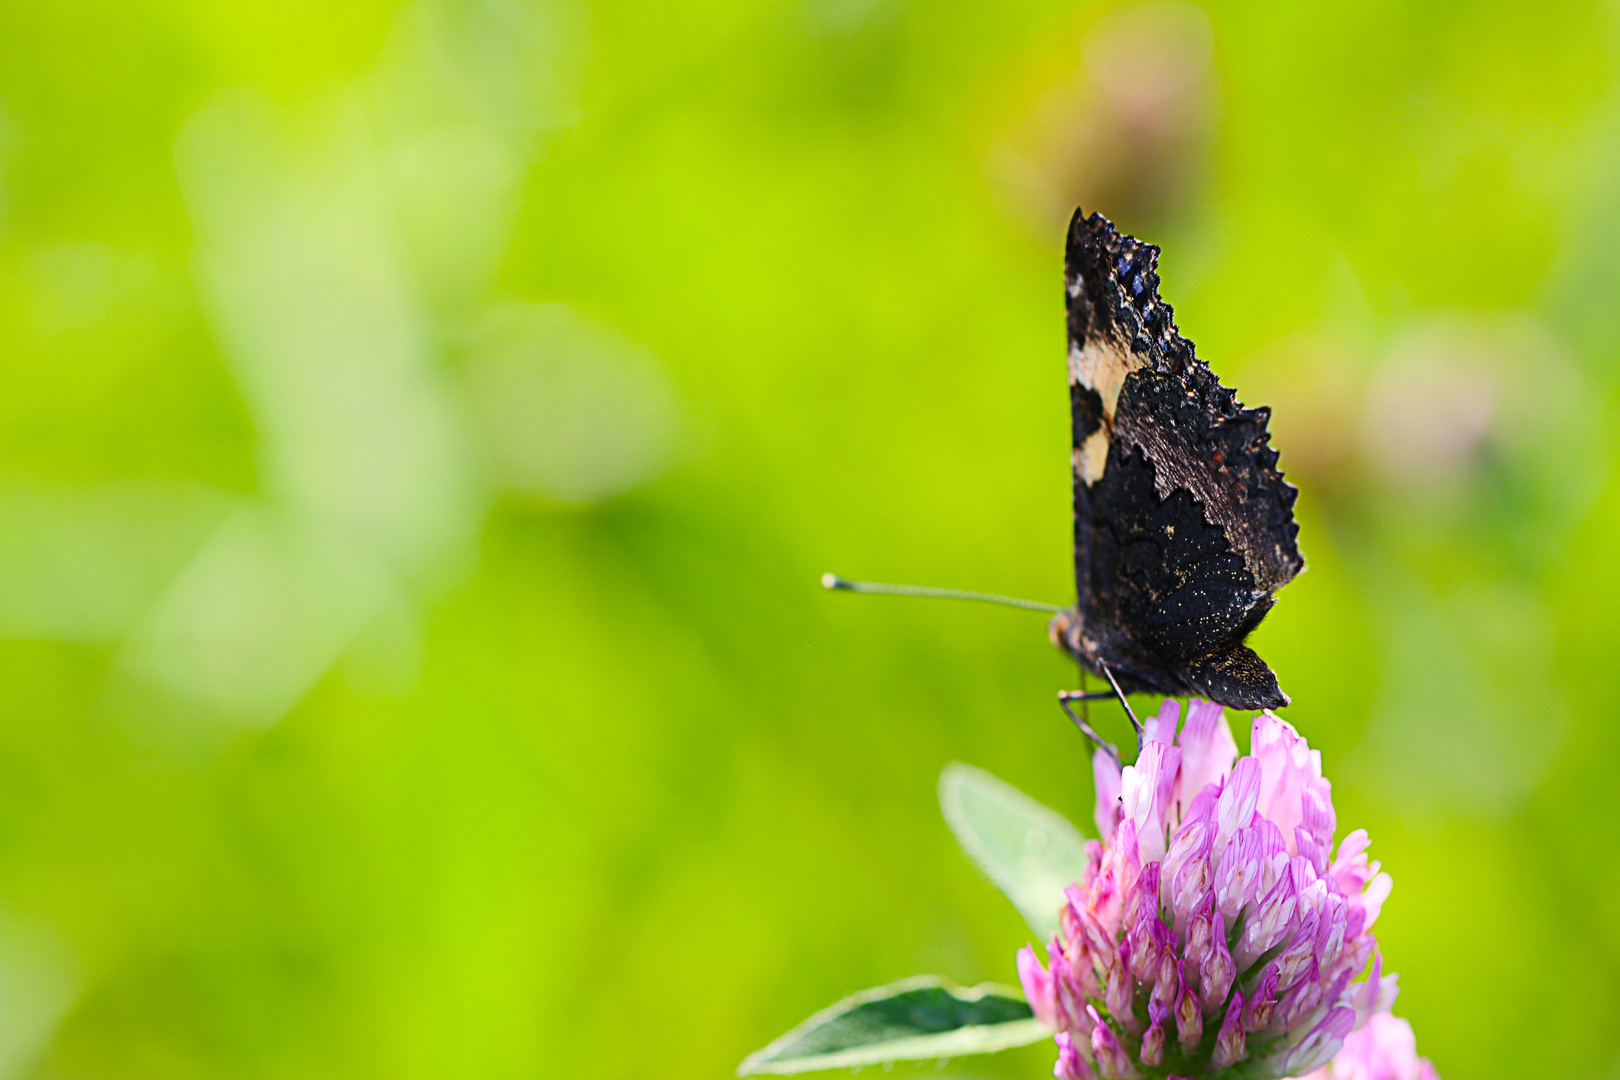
[{"x1": 1047, "y1": 209, "x2": 1303, "y2": 711}]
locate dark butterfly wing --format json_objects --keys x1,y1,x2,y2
[{"x1": 1060, "y1": 209, "x2": 1302, "y2": 709}]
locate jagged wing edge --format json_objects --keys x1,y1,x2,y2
[{"x1": 1064, "y1": 209, "x2": 1303, "y2": 593}]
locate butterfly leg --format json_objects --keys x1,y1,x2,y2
[
  {"x1": 1082, "y1": 663, "x2": 1146, "y2": 757},
  {"x1": 1097, "y1": 662, "x2": 1144, "y2": 755},
  {"x1": 1057, "y1": 691, "x2": 1120, "y2": 767}
]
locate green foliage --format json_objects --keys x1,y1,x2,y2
[
  {"x1": 737, "y1": 976, "x2": 1047, "y2": 1074},
  {"x1": 737, "y1": 764, "x2": 1083, "y2": 1075},
  {"x1": 939, "y1": 762, "x2": 1089, "y2": 942}
]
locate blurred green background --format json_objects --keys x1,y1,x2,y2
[{"x1": 0, "y1": 0, "x2": 1614, "y2": 1076}]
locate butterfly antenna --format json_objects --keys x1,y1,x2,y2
[{"x1": 821, "y1": 573, "x2": 1063, "y2": 614}]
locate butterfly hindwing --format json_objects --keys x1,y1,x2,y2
[
  {"x1": 1057, "y1": 209, "x2": 1303, "y2": 710},
  {"x1": 1090, "y1": 442, "x2": 1255, "y2": 661}
]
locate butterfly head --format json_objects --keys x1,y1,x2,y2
[{"x1": 1047, "y1": 607, "x2": 1086, "y2": 661}]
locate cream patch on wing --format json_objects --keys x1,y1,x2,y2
[
  {"x1": 1069, "y1": 335, "x2": 1146, "y2": 485},
  {"x1": 1077, "y1": 429, "x2": 1109, "y2": 484}
]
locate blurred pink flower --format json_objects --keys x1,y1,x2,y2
[
  {"x1": 1290, "y1": 1012, "x2": 1440, "y2": 1080},
  {"x1": 1018, "y1": 701, "x2": 1425, "y2": 1080}
]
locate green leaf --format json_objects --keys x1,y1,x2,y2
[
  {"x1": 938, "y1": 762, "x2": 1089, "y2": 941},
  {"x1": 737, "y1": 976, "x2": 1049, "y2": 1075}
]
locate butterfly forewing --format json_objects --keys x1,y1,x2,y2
[{"x1": 1056, "y1": 210, "x2": 1303, "y2": 710}]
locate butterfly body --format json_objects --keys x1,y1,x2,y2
[{"x1": 1052, "y1": 210, "x2": 1303, "y2": 711}]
